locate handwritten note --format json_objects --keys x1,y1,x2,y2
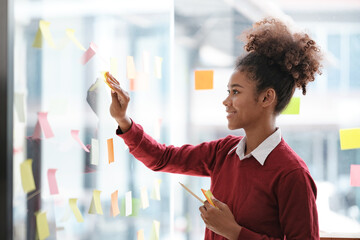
[
  {"x1": 339, "y1": 128, "x2": 360, "y2": 150},
  {"x1": 32, "y1": 20, "x2": 56, "y2": 48},
  {"x1": 81, "y1": 42, "x2": 98, "y2": 65},
  {"x1": 14, "y1": 93, "x2": 25, "y2": 123},
  {"x1": 107, "y1": 138, "x2": 114, "y2": 164},
  {"x1": 71, "y1": 130, "x2": 90, "y2": 152},
  {"x1": 91, "y1": 138, "x2": 99, "y2": 165},
  {"x1": 350, "y1": 165, "x2": 360, "y2": 187},
  {"x1": 150, "y1": 220, "x2": 160, "y2": 240},
  {"x1": 195, "y1": 70, "x2": 214, "y2": 90},
  {"x1": 151, "y1": 179, "x2": 162, "y2": 200},
  {"x1": 69, "y1": 198, "x2": 84, "y2": 222},
  {"x1": 140, "y1": 186, "x2": 149, "y2": 209},
  {"x1": 88, "y1": 190, "x2": 103, "y2": 215},
  {"x1": 155, "y1": 56, "x2": 163, "y2": 79},
  {"x1": 47, "y1": 169, "x2": 59, "y2": 195},
  {"x1": 20, "y1": 159, "x2": 36, "y2": 193},
  {"x1": 35, "y1": 211, "x2": 50, "y2": 240},
  {"x1": 137, "y1": 229, "x2": 145, "y2": 240},
  {"x1": 66, "y1": 29, "x2": 86, "y2": 51},
  {"x1": 111, "y1": 190, "x2": 120, "y2": 217},
  {"x1": 126, "y1": 56, "x2": 136, "y2": 79},
  {"x1": 125, "y1": 191, "x2": 132, "y2": 216},
  {"x1": 282, "y1": 97, "x2": 300, "y2": 115}
]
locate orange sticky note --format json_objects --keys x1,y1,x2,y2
[
  {"x1": 111, "y1": 190, "x2": 120, "y2": 217},
  {"x1": 71, "y1": 130, "x2": 90, "y2": 152},
  {"x1": 137, "y1": 229, "x2": 145, "y2": 240},
  {"x1": 47, "y1": 168, "x2": 59, "y2": 195},
  {"x1": 350, "y1": 165, "x2": 360, "y2": 187},
  {"x1": 195, "y1": 70, "x2": 214, "y2": 90},
  {"x1": 107, "y1": 138, "x2": 114, "y2": 164}
]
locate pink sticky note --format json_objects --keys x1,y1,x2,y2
[
  {"x1": 350, "y1": 164, "x2": 360, "y2": 187},
  {"x1": 31, "y1": 112, "x2": 54, "y2": 139},
  {"x1": 71, "y1": 130, "x2": 90, "y2": 152},
  {"x1": 80, "y1": 42, "x2": 98, "y2": 65},
  {"x1": 47, "y1": 169, "x2": 59, "y2": 195}
]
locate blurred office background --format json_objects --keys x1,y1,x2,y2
[{"x1": 7, "y1": 0, "x2": 360, "y2": 239}]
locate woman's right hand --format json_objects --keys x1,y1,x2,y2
[{"x1": 106, "y1": 73, "x2": 132, "y2": 133}]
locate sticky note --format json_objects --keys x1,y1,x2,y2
[
  {"x1": 201, "y1": 189, "x2": 215, "y2": 207},
  {"x1": 66, "y1": 29, "x2": 86, "y2": 51},
  {"x1": 125, "y1": 191, "x2": 132, "y2": 216},
  {"x1": 88, "y1": 190, "x2": 103, "y2": 215},
  {"x1": 14, "y1": 93, "x2": 25, "y2": 123},
  {"x1": 350, "y1": 165, "x2": 360, "y2": 187},
  {"x1": 137, "y1": 229, "x2": 145, "y2": 240},
  {"x1": 339, "y1": 128, "x2": 360, "y2": 150},
  {"x1": 91, "y1": 138, "x2": 99, "y2": 165},
  {"x1": 47, "y1": 168, "x2": 59, "y2": 195},
  {"x1": 282, "y1": 97, "x2": 300, "y2": 115},
  {"x1": 110, "y1": 58, "x2": 119, "y2": 79},
  {"x1": 150, "y1": 220, "x2": 160, "y2": 240},
  {"x1": 126, "y1": 56, "x2": 136, "y2": 79},
  {"x1": 151, "y1": 179, "x2": 162, "y2": 200},
  {"x1": 195, "y1": 70, "x2": 214, "y2": 90},
  {"x1": 32, "y1": 112, "x2": 54, "y2": 139},
  {"x1": 111, "y1": 190, "x2": 120, "y2": 217},
  {"x1": 81, "y1": 42, "x2": 98, "y2": 65},
  {"x1": 32, "y1": 20, "x2": 56, "y2": 48},
  {"x1": 107, "y1": 138, "x2": 114, "y2": 164},
  {"x1": 120, "y1": 198, "x2": 141, "y2": 217},
  {"x1": 20, "y1": 159, "x2": 36, "y2": 193},
  {"x1": 142, "y1": 51, "x2": 150, "y2": 74},
  {"x1": 155, "y1": 56, "x2": 163, "y2": 79},
  {"x1": 71, "y1": 130, "x2": 90, "y2": 152},
  {"x1": 35, "y1": 212, "x2": 50, "y2": 240},
  {"x1": 69, "y1": 198, "x2": 84, "y2": 222},
  {"x1": 130, "y1": 72, "x2": 149, "y2": 91},
  {"x1": 140, "y1": 186, "x2": 149, "y2": 209}
]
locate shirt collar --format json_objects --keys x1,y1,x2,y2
[{"x1": 228, "y1": 128, "x2": 282, "y2": 165}]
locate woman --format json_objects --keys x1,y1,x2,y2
[{"x1": 107, "y1": 18, "x2": 322, "y2": 240}]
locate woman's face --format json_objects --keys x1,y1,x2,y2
[{"x1": 223, "y1": 70, "x2": 264, "y2": 130}]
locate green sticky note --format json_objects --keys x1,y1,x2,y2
[
  {"x1": 339, "y1": 128, "x2": 360, "y2": 150},
  {"x1": 120, "y1": 198, "x2": 141, "y2": 217},
  {"x1": 282, "y1": 97, "x2": 300, "y2": 115}
]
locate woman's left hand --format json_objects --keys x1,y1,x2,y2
[{"x1": 199, "y1": 197, "x2": 242, "y2": 240}]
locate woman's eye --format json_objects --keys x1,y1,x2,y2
[{"x1": 232, "y1": 90, "x2": 239, "y2": 94}]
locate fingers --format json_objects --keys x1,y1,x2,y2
[{"x1": 105, "y1": 72, "x2": 120, "y2": 85}]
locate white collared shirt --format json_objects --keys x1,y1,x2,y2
[{"x1": 228, "y1": 128, "x2": 282, "y2": 165}]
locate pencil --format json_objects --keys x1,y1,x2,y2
[{"x1": 179, "y1": 182, "x2": 204, "y2": 204}]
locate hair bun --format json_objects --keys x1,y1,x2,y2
[{"x1": 239, "y1": 18, "x2": 322, "y2": 94}]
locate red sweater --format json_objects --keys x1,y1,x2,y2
[{"x1": 117, "y1": 122, "x2": 319, "y2": 240}]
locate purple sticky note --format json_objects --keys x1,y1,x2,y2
[
  {"x1": 350, "y1": 164, "x2": 360, "y2": 187},
  {"x1": 80, "y1": 42, "x2": 98, "y2": 65},
  {"x1": 71, "y1": 130, "x2": 90, "y2": 152},
  {"x1": 47, "y1": 168, "x2": 59, "y2": 195}
]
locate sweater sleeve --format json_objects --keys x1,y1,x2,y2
[
  {"x1": 117, "y1": 121, "x2": 227, "y2": 176},
  {"x1": 237, "y1": 168, "x2": 319, "y2": 240}
]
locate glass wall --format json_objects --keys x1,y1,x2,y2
[{"x1": 10, "y1": 0, "x2": 360, "y2": 239}]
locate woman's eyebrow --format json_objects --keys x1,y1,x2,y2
[{"x1": 227, "y1": 84, "x2": 244, "y2": 88}]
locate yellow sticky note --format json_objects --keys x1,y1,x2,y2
[
  {"x1": 282, "y1": 97, "x2": 300, "y2": 115},
  {"x1": 32, "y1": 20, "x2": 56, "y2": 48},
  {"x1": 137, "y1": 229, "x2": 145, "y2": 240},
  {"x1": 20, "y1": 159, "x2": 36, "y2": 193},
  {"x1": 88, "y1": 190, "x2": 103, "y2": 215},
  {"x1": 107, "y1": 138, "x2": 114, "y2": 164},
  {"x1": 339, "y1": 128, "x2": 360, "y2": 150},
  {"x1": 35, "y1": 212, "x2": 50, "y2": 240},
  {"x1": 110, "y1": 58, "x2": 119, "y2": 79},
  {"x1": 66, "y1": 28, "x2": 86, "y2": 51},
  {"x1": 111, "y1": 190, "x2": 120, "y2": 217},
  {"x1": 150, "y1": 220, "x2": 160, "y2": 240},
  {"x1": 201, "y1": 189, "x2": 215, "y2": 207},
  {"x1": 155, "y1": 56, "x2": 163, "y2": 79},
  {"x1": 140, "y1": 186, "x2": 149, "y2": 209},
  {"x1": 69, "y1": 198, "x2": 84, "y2": 222},
  {"x1": 195, "y1": 70, "x2": 214, "y2": 90},
  {"x1": 127, "y1": 56, "x2": 136, "y2": 79},
  {"x1": 151, "y1": 179, "x2": 162, "y2": 200}
]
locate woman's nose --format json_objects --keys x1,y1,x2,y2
[{"x1": 223, "y1": 95, "x2": 230, "y2": 106}]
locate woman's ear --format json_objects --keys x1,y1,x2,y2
[{"x1": 261, "y1": 88, "x2": 276, "y2": 107}]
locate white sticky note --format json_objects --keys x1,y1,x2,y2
[
  {"x1": 125, "y1": 191, "x2": 132, "y2": 216},
  {"x1": 14, "y1": 93, "x2": 26, "y2": 123},
  {"x1": 91, "y1": 138, "x2": 99, "y2": 165},
  {"x1": 140, "y1": 186, "x2": 149, "y2": 209}
]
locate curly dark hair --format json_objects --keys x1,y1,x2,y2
[{"x1": 236, "y1": 18, "x2": 323, "y2": 114}]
